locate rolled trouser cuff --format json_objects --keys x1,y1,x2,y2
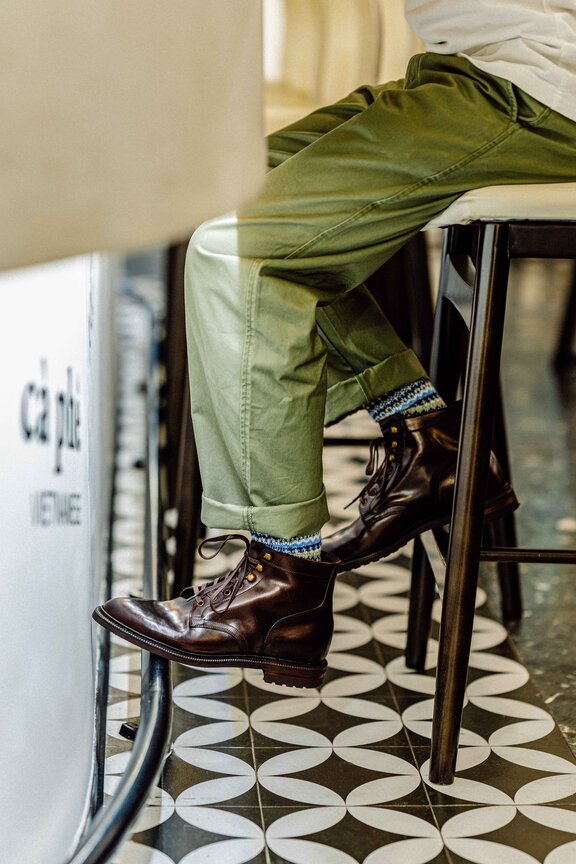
[
  {"x1": 201, "y1": 486, "x2": 330, "y2": 538},
  {"x1": 325, "y1": 348, "x2": 427, "y2": 427}
]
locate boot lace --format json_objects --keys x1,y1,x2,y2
[
  {"x1": 345, "y1": 425, "x2": 400, "y2": 510},
  {"x1": 180, "y1": 534, "x2": 263, "y2": 612}
]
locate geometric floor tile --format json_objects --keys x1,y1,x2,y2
[
  {"x1": 106, "y1": 266, "x2": 576, "y2": 864},
  {"x1": 108, "y1": 467, "x2": 576, "y2": 863}
]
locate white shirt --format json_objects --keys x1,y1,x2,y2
[{"x1": 405, "y1": 1, "x2": 576, "y2": 122}]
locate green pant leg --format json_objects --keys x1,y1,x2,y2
[
  {"x1": 269, "y1": 93, "x2": 428, "y2": 423},
  {"x1": 268, "y1": 82, "x2": 427, "y2": 411},
  {"x1": 186, "y1": 82, "x2": 418, "y2": 536},
  {"x1": 266, "y1": 77, "x2": 406, "y2": 169},
  {"x1": 185, "y1": 53, "x2": 576, "y2": 538},
  {"x1": 317, "y1": 287, "x2": 427, "y2": 426}
]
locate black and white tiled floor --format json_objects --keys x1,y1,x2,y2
[{"x1": 106, "y1": 261, "x2": 576, "y2": 864}]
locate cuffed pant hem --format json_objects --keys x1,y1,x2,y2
[
  {"x1": 324, "y1": 348, "x2": 427, "y2": 427},
  {"x1": 201, "y1": 487, "x2": 330, "y2": 538}
]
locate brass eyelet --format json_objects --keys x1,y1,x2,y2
[
  {"x1": 246, "y1": 572, "x2": 256, "y2": 582},
  {"x1": 223, "y1": 589, "x2": 231, "y2": 596},
  {"x1": 256, "y1": 563, "x2": 264, "y2": 572},
  {"x1": 390, "y1": 426, "x2": 398, "y2": 434},
  {"x1": 391, "y1": 440, "x2": 398, "y2": 449},
  {"x1": 263, "y1": 552, "x2": 272, "y2": 561},
  {"x1": 196, "y1": 599, "x2": 204, "y2": 606},
  {"x1": 389, "y1": 454, "x2": 396, "y2": 462}
]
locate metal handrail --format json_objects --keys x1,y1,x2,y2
[{"x1": 65, "y1": 289, "x2": 172, "y2": 864}]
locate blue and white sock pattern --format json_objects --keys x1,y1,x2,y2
[
  {"x1": 252, "y1": 531, "x2": 322, "y2": 561},
  {"x1": 368, "y1": 378, "x2": 446, "y2": 422}
]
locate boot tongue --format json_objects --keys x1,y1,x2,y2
[{"x1": 181, "y1": 533, "x2": 259, "y2": 609}]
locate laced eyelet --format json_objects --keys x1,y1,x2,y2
[{"x1": 223, "y1": 589, "x2": 231, "y2": 596}]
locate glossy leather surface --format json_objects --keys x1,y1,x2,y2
[
  {"x1": 323, "y1": 402, "x2": 518, "y2": 567},
  {"x1": 100, "y1": 541, "x2": 340, "y2": 664}
]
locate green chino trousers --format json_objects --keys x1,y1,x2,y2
[{"x1": 184, "y1": 53, "x2": 576, "y2": 539}]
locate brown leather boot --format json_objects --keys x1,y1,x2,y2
[
  {"x1": 93, "y1": 535, "x2": 340, "y2": 688},
  {"x1": 323, "y1": 402, "x2": 519, "y2": 571}
]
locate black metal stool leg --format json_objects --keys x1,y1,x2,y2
[
  {"x1": 407, "y1": 231, "x2": 462, "y2": 671},
  {"x1": 406, "y1": 536, "x2": 436, "y2": 670},
  {"x1": 429, "y1": 229, "x2": 466, "y2": 401},
  {"x1": 171, "y1": 384, "x2": 203, "y2": 597},
  {"x1": 402, "y1": 233, "x2": 434, "y2": 370},
  {"x1": 487, "y1": 515, "x2": 522, "y2": 621},
  {"x1": 553, "y1": 261, "x2": 576, "y2": 373},
  {"x1": 430, "y1": 224, "x2": 511, "y2": 784},
  {"x1": 164, "y1": 242, "x2": 204, "y2": 598},
  {"x1": 489, "y1": 383, "x2": 522, "y2": 621}
]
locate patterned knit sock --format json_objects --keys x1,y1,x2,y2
[
  {"x1": 252, "y1": 531, "x2": 322, "y2": 561},
  {"x1": 368, "y1": 377, "x2": 446, "y2": 423}
]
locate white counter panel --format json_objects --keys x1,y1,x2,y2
[{"x1": 0, "y1": 256, "x2": 115, "y2": 864}]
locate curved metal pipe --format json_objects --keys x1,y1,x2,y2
[
  {"x1": 66, "y1": 654, "x2": 171, "y2": 864},
  {"x1": 65, "y1": 287, "x2": 172, "y2": 864}
]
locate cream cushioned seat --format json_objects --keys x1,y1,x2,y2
[{"x1": 426, "y1": 183, "x2": 576, "y2": 229}]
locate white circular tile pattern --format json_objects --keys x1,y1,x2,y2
[
  {"x1": 178, "y1": 838, "x2": 266, "y2": 864},
  {"x1": 108, "y1": 519, "x2": 576, "y2": 863},
  {"x1": 544, "y1": 841, "x2": 576, "y2": 864},
  {"x1": 104, "y1": 301, "x2": 576, "y2": 864},
  {"x1": 111, "y1": 842, "x2": 176, "y2": 864}
]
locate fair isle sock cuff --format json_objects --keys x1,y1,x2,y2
[
  {"x1": 368, "y1": 378, "x2": 446, "y2": 422},
  {"x1": 404, "y1": 391, "x2": 446, "y2": 417},
  {"x1": 252, "y1": 531, "x2": 322, "y2": 560}
]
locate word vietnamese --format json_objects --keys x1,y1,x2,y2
[
  {"x1": 20, "y1": 360, "x2": 81, "y2": 474},
  {"x1": 30, "y1": 490, "x2": 82, "y2": 527}
]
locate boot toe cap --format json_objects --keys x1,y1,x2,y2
[
  {"x1": 100, "y1": 596, "x2": 151, "y2": 629},
  {"x1": 95, "y1": 596, "x2": 188, "y2": 642}
]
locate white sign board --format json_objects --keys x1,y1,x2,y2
[{"x1": 0, "y1": 256, "x2": 115, "y2": 864}]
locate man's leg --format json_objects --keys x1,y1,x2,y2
[
  {"x1": 185, "y1": 75, "x2": 432, "y2": 541},
  {"x1": 94, "y1": 53, "x2": 576, "y2": 681},
  {"x1": 184, "y1": 52, "x2": 576, "y2": 540}
]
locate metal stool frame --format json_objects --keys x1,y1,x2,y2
[{"x1": 421, "y1": 220, "x2": 576, "y2": 784}]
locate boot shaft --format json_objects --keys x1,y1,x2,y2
[{"x1": 367, "y1": 401, "x2": 511, "y2": 520}]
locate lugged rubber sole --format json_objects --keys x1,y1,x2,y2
[
  {"x1": 92, "y1": 605, "x2": 326, "y2": 689},
  {"x1": 337, "y1": 485, "x2": 519, "y2": 573}
]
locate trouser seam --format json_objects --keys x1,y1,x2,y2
[
  {"x1": 404, "y1": 52, "x2": 424, "y2": 89},
  {"x1": 240, "y1": 258, "x2": 261, "y2": 507},
  {"x1": 284, "y1": 122, "x2": 520, "y2": 262}
]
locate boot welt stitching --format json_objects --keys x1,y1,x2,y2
[{"x1": 94, "y1": 607, "x2": 325, "y2": 671}]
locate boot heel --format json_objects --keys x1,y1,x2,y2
[
  {"x1": 262, "y1": 662, "x2": 326, "y2": 689},
  {"x1": 484, "y1": 485, "x2": 520, "y2": 522}
]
